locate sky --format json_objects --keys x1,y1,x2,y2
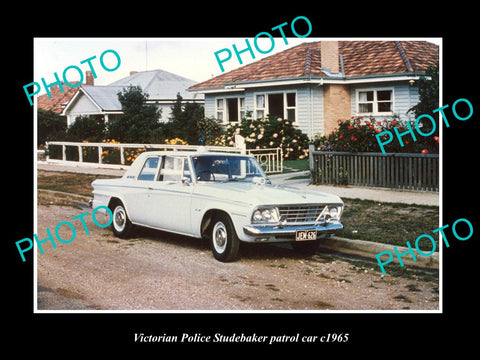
[{"x1": 33, "y1": 37, "x2": 442, "y2": 96}]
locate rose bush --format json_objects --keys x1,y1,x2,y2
[{"x1": 224, "y1": 114, "x2": 310, "y2": 160}]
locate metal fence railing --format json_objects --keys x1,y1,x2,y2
[{"x1": 246, "y1": 147, "x2": 283, "y2": 174}]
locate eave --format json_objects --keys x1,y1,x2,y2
[{"x1": 188, "y1": 72, "x2": 427, "y2": 93}]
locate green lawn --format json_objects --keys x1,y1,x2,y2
[
  {"x1": 282, "y1": 159, "x2": 310, "y2": 173},
  {"x1": 338, "y1": 198, "x2": 439, "y2": 249}
]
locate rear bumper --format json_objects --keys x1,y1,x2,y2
[{"x1": 243, "y1": 221, "x2": 343, "y2": 242}]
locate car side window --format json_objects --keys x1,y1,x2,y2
[
  {"x1": 159, "y1": 156, "x2": 185, "y2": 182},
  {"x1": 137, "y1": 156, "x2": 160, "y2": 181}
]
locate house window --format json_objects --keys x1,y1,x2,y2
[
  {"x1": 286, "y1": 92, "x2": 296, "y2": 121},
  {"x1": 254, "y1": 92, "x2": 297, "y2": 122},
  {"x1": 227, "y1": 98, "x2": 238, "y2": 122},
  {"x1": 255, "y1": 95, "x2": 265, "y2": 119},
  {"x1": 217, "y1": 97, "x2": 245, "y2": 123},
  {"x1": 216, "y1": 99, "x2": 224, "y2": 121},
  {"x1": 239, "y1": 97, "x2": 245, "y2": 119},
  {"x1": 357, "y1": 89, "x2": 393, "y2": 115}
]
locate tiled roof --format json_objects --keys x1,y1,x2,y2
[
  {"x1": 37, "y1": 83, "x2": 80, "y2": 113},
  {"x1": 189, "y1": 40, "x2": 439, "y2": 90}
]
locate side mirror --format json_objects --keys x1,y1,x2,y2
[{"x1": 181, "y1": 176, "x2": 191, "y2": 185}]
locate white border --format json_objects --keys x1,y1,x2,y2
[{"x1": 33, "y1": 37, "x2": 442, "y2": 314}]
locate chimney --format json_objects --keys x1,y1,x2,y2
[
  {"x1": 85, "y1": 70, "x2": 94, "y2": 85},
  {"x1": 320, "y1": 41, "x2": 339, "y2": 74}
]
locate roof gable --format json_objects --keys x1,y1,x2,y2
[
  {"x1": 37, "y1": 83, "x2": 80, "y2": 113},
  {"x1": 189, "y1": 40, "x2": 439, "y2": 90},
  {"x1": 81, "y1": 85, "x2": 123, "y2": 111}
]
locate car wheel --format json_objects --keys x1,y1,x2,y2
[
  {"x1": 111, "y1": 201, "x2": 133, "y2": 238},
  {"x1": 210, "y1": 213, "x2": 240, "y2": 262},
  {"x1": 291, "y1": 240, "x2": 319, "y2": 255}
]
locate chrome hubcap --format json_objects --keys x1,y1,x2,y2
[
  {"x1": 113, "y1": 206, "x2": 126, "y2": 231},
  {"x1": 213, "y1": 222, "x2": 227, "y2": 253}
]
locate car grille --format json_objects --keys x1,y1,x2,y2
[{"x1": 278, "y1": 205, "x2": 326, "y2": 224}]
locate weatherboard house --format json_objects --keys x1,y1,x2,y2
[
  {"x1": 188, "y1": 40, "x2": 439, "y2": 138},
  {"x1": 59, "y1": 69, "x2": 204, "y2": 126}
]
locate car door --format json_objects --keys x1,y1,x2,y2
[
  {"x1": 124, "y1": 155, "x2": 162, "y2": 225},
  {"x1": 141, "y1": 155, "x2": 193, "y2": 235}
]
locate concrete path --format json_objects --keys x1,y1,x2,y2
[{"x1": 269, "y1": 171, "x2": 439, "y2": 207}]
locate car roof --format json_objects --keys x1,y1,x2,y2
[{"x1": 123, "y1": 149, "x2": 254, "y2": 179}]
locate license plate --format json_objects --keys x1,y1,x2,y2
[{"x1": 295, "y1": 229, "x2": 317, "y2": 241}]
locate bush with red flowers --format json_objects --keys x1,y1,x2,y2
[{"x1": 313, "y1": 116, "x2": 439, "y2": 154}]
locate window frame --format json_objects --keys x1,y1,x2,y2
[
  {"x1": 137, "y1": 156, "x2": 162, "y2": 181},
  {"x1": 215, "y1": 96, "x2": 245, "y2": 124},
  {"x1": 216, "y1": 98, "x2": 224, "y2": 122},
  {"x1": 253, "y1": 91, "x2": 297, "y2": 123},
  {"x1": 159, "y1": 155, "x2": 188, "y2": 183},
  {"x1": 356, "y1": 88, "x2": 394, "y2": 116}
]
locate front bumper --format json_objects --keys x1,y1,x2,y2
[{"x1": 243, "y1": 221, "x2": 343, "y2": 242}]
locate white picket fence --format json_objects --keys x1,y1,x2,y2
[{"x1": 42, "y1": 141, "x2": 283, "y2": 174}]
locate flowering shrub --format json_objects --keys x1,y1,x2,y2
[
  {"x1": 124, "y1": 147, "x2": 146, "y2": 165},
  {"x1": 99, "y1": 139, "x2": 146, "y2": 165},
  {"x1": 100, "y1": 139, "x2": 121, "y2": 164},
  {"x1": 313, "y1": 117, "x2": 439, "y2": 154},
  {"x1": 165, "y1": 138, "x2": 188, "y2": 145},
  {"x1": 197, "y1": 117, "x2": 225, "y2": 146},
  {"x1": 224, "y1": 115, "x2": 310, "y2": 160}
]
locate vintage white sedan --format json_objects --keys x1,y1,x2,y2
[{"x1": 91, "y1": 149, "x2": 344, "y2": 262}]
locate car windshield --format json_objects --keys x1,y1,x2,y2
[{"x1": 192, "y1": 155, "x2": 270, "y2": 183}]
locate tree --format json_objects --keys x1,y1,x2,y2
[
  {"x1": 408, "y1": 63, "x2": 439, "y2": 133},
  {"x1": 37, "y1": 109, "x2": 67, "y2": 146},
  {"x1": 65, "y1": 115, "x2": 105, "y2": 142},
  {"x1": 405, "y1": 63, "x2": 440, "y2": 153},
  {"x1": 107, "y1": 85, "x2": 163, "y2": 143},
  {"x1": 165, "y1": 93, "x2": 205, "y2": 144}
]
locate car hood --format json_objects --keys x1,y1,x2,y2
[{"x1": 195, "y1": 182, "x2": 343, "y2": 207}]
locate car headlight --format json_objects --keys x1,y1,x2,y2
[
  {"x1": 329, "y1": 205, "x2": 343, "y2": 220},
  {"x1": 318, "y1": 205, "x2": 343, "y2": 223},
  {"x1": 251, "y1": 207, "x2": 279, "y2": 224},
  {"x1": 329, "y1": 207, "x2": 339, "y2": 219}
]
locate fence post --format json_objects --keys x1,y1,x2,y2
[
  {"x1": 45, "y1": 142, "x2": 50, "y2": 162},
  {"x1": 62, "y1": 145, "x2": 66, "y2": 161},
  {"x1": 279, "y1": 148, "x2": 283, "y2": 173},
  {"x1": 309, "y1": 144, "x2": 317, "y2": 183},
  {"x1": 98, "y1": 146, "x2": 102, "y2": 164},
  {"x1": 120, "y1": 146, "x2": 125, "y2": 165},
  {"x1": 78, "y1": 145, "x2": 83, "y2": 163}
]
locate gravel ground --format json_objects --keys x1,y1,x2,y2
[{"x1": 36, "y1": 204, "x2": 439, "y2": 311}]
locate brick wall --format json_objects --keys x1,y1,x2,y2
[{"x1": 323, "y1": 84, "x2": 351, "y2": 135}]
